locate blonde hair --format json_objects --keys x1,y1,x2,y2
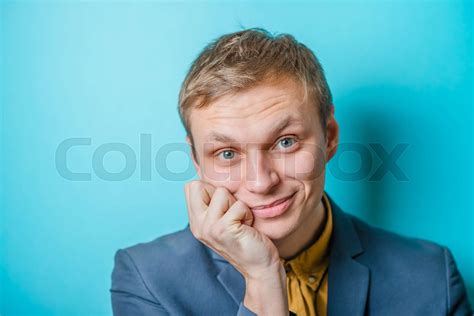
[{"x1": 178, "y1": 28, "x2": 333, "y2": 139}]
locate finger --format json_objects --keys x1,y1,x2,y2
[
  {"x1": 186, "y1": 181, "x2": 209, "y2": 220},
  {"x1": 222, "y1": 200, "x2": 254, "y2": 226},
  {"x1": 206, "y1": 187, "x2": 236, "y2": 223},
  {"x1": 200, "y1": 181, "x2": 216, "y2": 206}
]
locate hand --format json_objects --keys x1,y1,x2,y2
[
  {"x1": 184, "y1": 180, "x2": 280, "y2": 279},
  {"x1": 184, "y1": 180, "x2": 288, "y2": 315}
]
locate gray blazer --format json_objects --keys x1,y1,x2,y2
[{"x1": 111, "y1": 195, "x2": 472, "y2": 315}]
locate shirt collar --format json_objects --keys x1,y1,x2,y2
[{"x1": 280, "y1": 192, "x2": 334, "y2": 284}]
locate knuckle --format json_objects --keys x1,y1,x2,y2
[
  {"x1": 233, "y1": 199, "x2": 242, "y2": 206},
  {"x1": 231, "y1": 200, "x2": 243, "y2": 210},
  {"x1": 214, "y1": 187, "x2": 227, "y2": 196},
  {"x1": 237, "y1": 200, "x2": 249, "y2": 209},
  {"x1": 189, "y1": 180, "x2": 201, "y2": 190},
  {"x1": 216, "y1": 187, "x2": 233, "y2": 201}
]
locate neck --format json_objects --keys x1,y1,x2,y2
[{"x1": 274, "y1": 197, "x2": 326, "y2": 259}]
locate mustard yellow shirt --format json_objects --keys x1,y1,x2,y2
[{"x1": 280, "y1": 192, "x2": 333, "y2": 316}]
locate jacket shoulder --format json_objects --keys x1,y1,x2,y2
[
  {"x1": 120, "y1": 226, "x2": 212, "y2": 273},
  {"x1": 348, "y1": 214, "x2": 447, "y2": 262},
  {"x1": 346, "y1": 214, "x2": 472, "y2": 314},
  {"x1": 111, "y1": 226, "x2": 241, "y2": 314}
]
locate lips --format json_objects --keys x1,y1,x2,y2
[
  {"x1": 250, "y1": 193, "x2": 296, "y2": 219},
  {"x1": 251, "y1": 195, "x2": 294, "y2": 210}
]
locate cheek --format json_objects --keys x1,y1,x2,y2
[
  {"x1": 200, "y1": 161, "x2": 241, "y2": 192},
  {"x1": 280, "y1": 145, "x2": 326, "y2": 180}
]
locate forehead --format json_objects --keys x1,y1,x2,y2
[{"x1": 189, "y1": 78, "x2": 318, "y2": 142}]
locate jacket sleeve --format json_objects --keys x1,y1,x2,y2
[
  {"x1": 110, "y1": 249, "x2": 169, "y2": 316},
  {"x1": 444, "y1": 247, "x2": 472, "y2": 316}
]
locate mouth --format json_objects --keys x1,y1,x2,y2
[{"x1": 250, "y1": 193, "x2": 296, "y2": 219}]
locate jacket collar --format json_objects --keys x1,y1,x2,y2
[
  {"x1": 208, "y1": 242, "x2": 246, "y2": 305},
  {"x1": 206, "y1": 193, "x2": 370, "y2": 315},
  {"x1": 326, "y1": 194, "x2": 369, "y2": 316}
]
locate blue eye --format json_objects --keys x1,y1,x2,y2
[
  {"x1": 278, "y1": 137, "x2": 296, "y2": 149},
  {"x1": 219, "y1": 150, "x2": 235, "y2": 160}
]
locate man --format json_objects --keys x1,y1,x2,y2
[{"x1": 110, "y1": 29, "x2": 472, "y2": 315}]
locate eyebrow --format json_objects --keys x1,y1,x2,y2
[{"x1": 205, "y1": 115, "x2": 302, "y2": 144}]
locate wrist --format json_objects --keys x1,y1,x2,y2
[
  {"x1": 244, "y1": 260, "x2": 284, "y2": 282},
  {"x1": 243, "y1": 263, "x2": 287, "y2": 316}
]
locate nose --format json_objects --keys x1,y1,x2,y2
[{"x1": 244, "y1": 150, "x2": 280, "y2": 195}]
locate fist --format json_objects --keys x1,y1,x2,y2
[{"x1": 184, "y1": 180, "x2": 280, "y2": 279}]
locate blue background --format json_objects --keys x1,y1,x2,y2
[{"x1": 1, "y1": 1, "x2": 472, "y2": 314}]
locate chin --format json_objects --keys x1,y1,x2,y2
[{"x1": 251, "y1": 216, "x2": 297, "y2": 241}]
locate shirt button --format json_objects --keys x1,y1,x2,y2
[{"x1": 308, "y1": 276, "x2": 316, "y2": 283}]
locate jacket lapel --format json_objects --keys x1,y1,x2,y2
[
  {"x1": 204, "y1": 193, "x2": 370, "y2": 315},
  {"x1": 209, "y1": 248, "x2": 245, "y2": 305},
  {"x1": 326, "y1": 195, "x2": 370, "y2": 316}
]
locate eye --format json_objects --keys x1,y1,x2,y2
[
  {"x1": 218, "y1": 150, "x2": 236, "y2": 160},
  {"x1": 276, "y1": 137, "x2": 297, "y2": 150}
]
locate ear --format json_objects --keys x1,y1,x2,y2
[
  {"x1": 186, "y1": 135, "x2": 202, "y2": 178},
  {"x1": 325, "y1": 106, "x2": 339, "y2": 162}
]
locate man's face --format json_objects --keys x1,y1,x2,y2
[{"x1": 187, "y1": 77, "x2": 338, "y2": 242}]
